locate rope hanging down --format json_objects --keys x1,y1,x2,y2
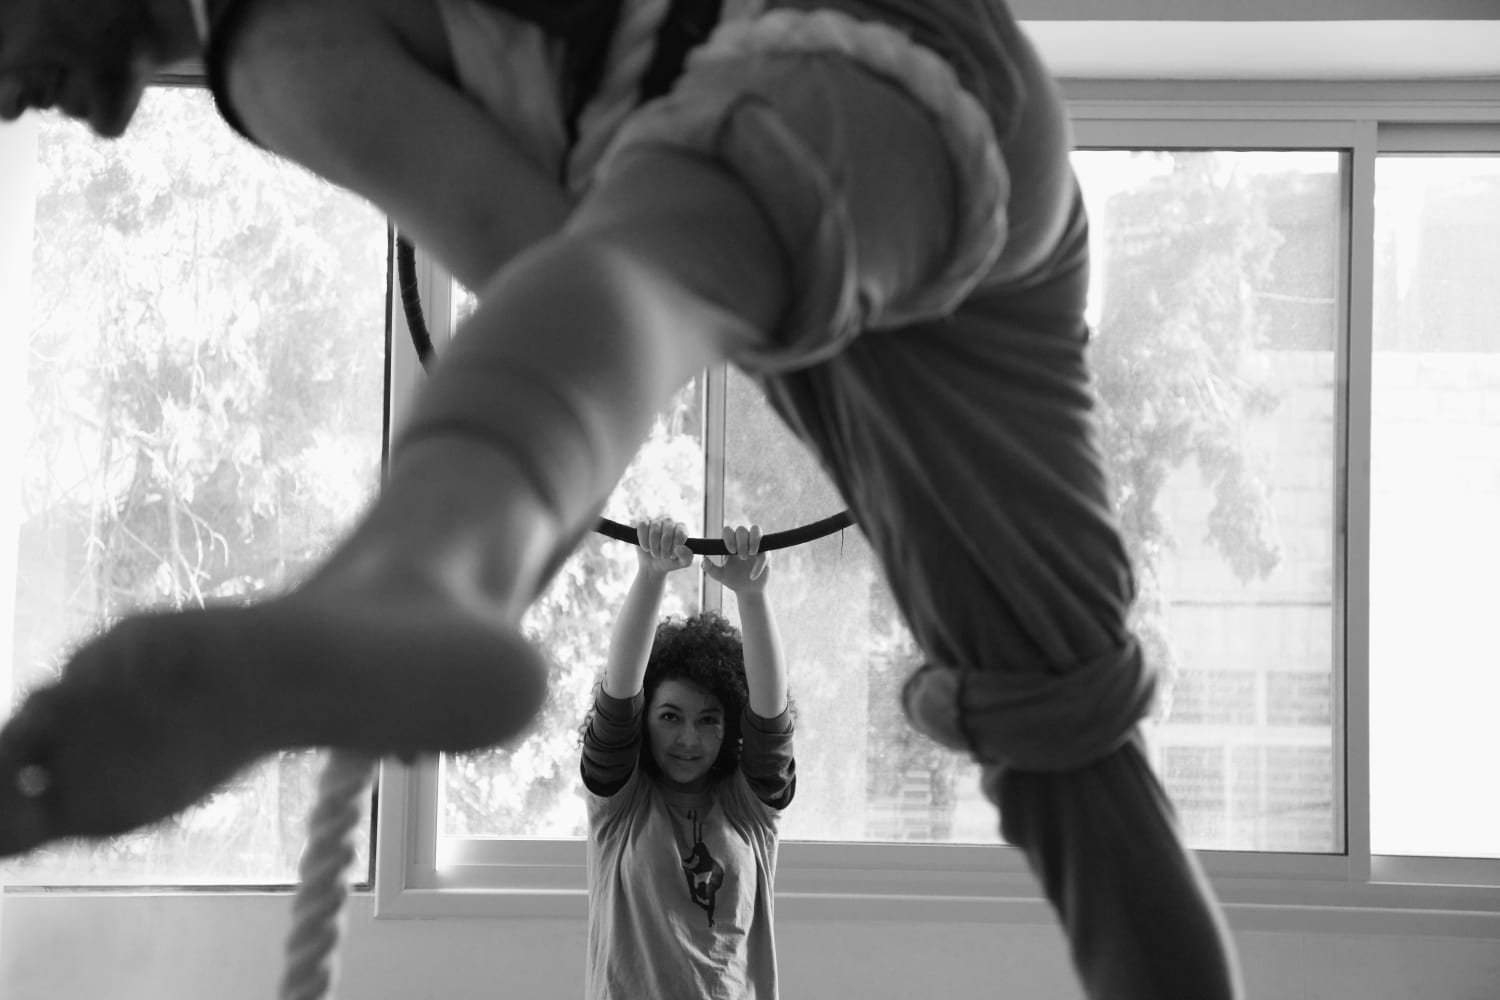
[{"x1": 395, "y1": 232, "x2": 855, "y2": 554}]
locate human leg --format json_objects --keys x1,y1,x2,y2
[
  {"x1": 630, "y1": 11, "x2": 1242, "y2": 998},
  {"x1": 991, "y1": 741, "x2": 1243, "y2": 1000}
]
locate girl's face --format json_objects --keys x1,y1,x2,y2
[{"x1": 645, "y1": 678, "x2": 725, "y2": 793}]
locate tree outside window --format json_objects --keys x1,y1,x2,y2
[{"x1": 2, "y1": 87, "x2": 387, "y2": 885}]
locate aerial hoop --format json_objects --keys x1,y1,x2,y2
[
  {"x1": 594, "y1": 510, "x2": 854, "y2": 554},
  {"x1": 395, "y1": 232, "x2": 856, "y2": 553}
]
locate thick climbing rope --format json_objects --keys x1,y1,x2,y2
[
  {"x1": 279, "y1": 752, "x2": 377, "y2": 1000},
  {"x1": 282, "y1": 5, "x2": 1006, "y2": 998}
]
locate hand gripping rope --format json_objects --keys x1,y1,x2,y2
[{"x1": 281, "y1": 2, "x2": 1008, "y2": 994}]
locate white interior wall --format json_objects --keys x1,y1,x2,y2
[{"x1": 4, "y1": 895, "x2": 1500, "y2": 1000}]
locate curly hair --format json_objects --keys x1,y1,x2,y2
[{"x1": 639, "y1": 611, "x2": 749, "y2": 778}]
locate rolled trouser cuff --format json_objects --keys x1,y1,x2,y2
[{"x1": 902, "y1": 639, "x2": 1155, "y2": 773}]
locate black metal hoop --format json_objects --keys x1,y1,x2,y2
[
  {"x1": 394, "y1": 233, "x2": 855, "y2": 553},
  {"x1": 593, "y1": 510, "x2": 854, "y2": 555}
]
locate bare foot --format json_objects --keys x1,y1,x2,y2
[{"x1": 0, "y1": 591, "x2": 549, "y2": 858}]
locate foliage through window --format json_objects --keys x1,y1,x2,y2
[{"x1": 0, "y1": 87, "x2": 388, "y2": 886}]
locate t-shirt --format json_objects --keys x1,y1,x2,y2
[{"x1": 580, "y1": 689, "x2": 795, "y2": 1000}]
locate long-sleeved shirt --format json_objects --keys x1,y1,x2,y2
[{"x1": 581, "y1": 688, "x2": 795, "y2": 1000}]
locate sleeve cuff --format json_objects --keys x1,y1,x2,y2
[
  {"x1": 596, "y1": 688, "x2": 644, "y2": 723},
  {"x1": 745, "y1": 705, "x2": 794, "y2": 735}
]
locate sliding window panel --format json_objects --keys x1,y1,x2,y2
[
  {"x1": 0, "y1": 87, "x2": 388, "y2": 885},
  {"x1": 711, "y1": 149, "x2": 1346, "y2": 852},
  {"x1": 1074, "y1": 149, "x2": 1345, "y2": 853},
  {"x1": 1370, "y1": 155, "x2": 1500, "y2": 861}
]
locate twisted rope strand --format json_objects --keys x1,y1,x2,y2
[
  {"x1": 686, "y1": 10, "x2": 1008, "y2": 325},
  {"x1": 279, "y1": 751, "x2": 378, "y2": 1000},
  {"x1": 566, "y1": 0, "x2": 674, "y2": 193}
]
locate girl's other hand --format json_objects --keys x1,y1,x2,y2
[{"x1": 704, "y1": 524, "x2": 770, "y2": 594}]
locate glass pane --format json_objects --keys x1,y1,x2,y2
[
  {"x1": 440, "y1": 379, "x2": 705, "y2": 839},
  {"x1": 720, "y1": 152, "x2": 1343, "y2": 850},
  {"x1": 720, "y1": 371, "x2": 1000, "y2": 843},
  {"x1": 720, "y1": 145, "x2": 1345, "y2": 851},
  {"x1": 1371, "y1": 155, "x2": 1500, "y2": 860},
  {"x1": 1076, "y1": 150, "x2": 1343, "y2": 853},
  {"x1": 0, "y1": 88, "x2": 388, "y2": 884}
]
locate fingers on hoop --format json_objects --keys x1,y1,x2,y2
[
  {"x1": 713, "y1": 525, "x2": 768, "y2": 582},
  {"x1": 636, "y1": 517, "x2": 691, "y2": 563},
  {"x1": 723, "y1": 523, "x2": 761, "y2": 557}
]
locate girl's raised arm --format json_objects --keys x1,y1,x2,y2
[
  {"x1": 704, "y1": 524, "x2": 787, "y2": 717},
  {"x1": 603, "y1": 518, "x2": 695, "y2": 699}
]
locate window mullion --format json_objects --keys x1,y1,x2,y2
[
  {"x1": 383, "y1": 104, "x2": 1500, "y2": 923},
  {"x1": 0, "y1": 117, "x2": 39, "y2": 742},
  {"x1": 1341, "y1": 120, "x2": 1379, "y2": 882},
  {"x1": 386, "y1": 250, "x2": 460, "y2": 896},
  {"x1": 702, "y1": 363, "x2": 728, "y2": 613}
]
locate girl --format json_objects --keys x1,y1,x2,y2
[{"x1": 581, "y1": 518, "x2": 793, "y2": 1000}]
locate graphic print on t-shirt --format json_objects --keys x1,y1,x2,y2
[{"x1": 679, "y1": 810, "x2": 725, "y2": 927}]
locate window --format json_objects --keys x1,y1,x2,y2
[
  {"x1": 385, "y1": 98, "x2": 1500, "y2": 930},
  {"x1": 1074, "y1": 149, "x2": 1343, "y2": 854},
  {"x1": 410, "y1": 146, "x2": 1343, "y2": 859},
  {"x1": 6, "y1": 77, "x2": 1496, "y2": 932},
  {"x1": 418, "y1": 148, "x2": 1344, "y2": 859},
  {"x1": 0, "y1": 86, "x2": 388, "y2": 886}
]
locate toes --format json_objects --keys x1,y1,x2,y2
[
  {"x1": 0, "y1": 692, "x2": 62, "y2": 857},
  {"x1": 0, "y1": 628, "x2": 254, "y2": 852},
  {"x1": 0, "y1": 781, "x2": 52, "y2": 858}
]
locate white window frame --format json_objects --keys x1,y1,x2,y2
[{"x1": 376, "y1": 79, "x2": 1500, "y2": 939}]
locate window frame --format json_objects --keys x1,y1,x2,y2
[{"x1": 376, "y1": 80, "x2": 1500, "y2": 937}]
